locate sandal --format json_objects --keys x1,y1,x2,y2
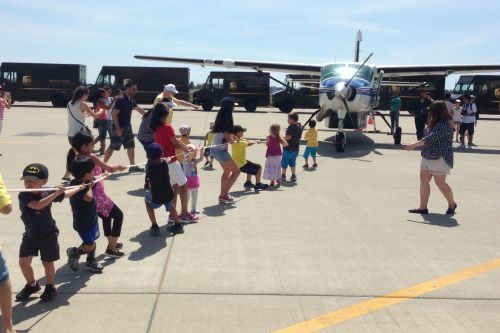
[
  {"x1": 409, "y1": 208, "x2": 429, "y2": 214},
  {"x1": 445, "y1": 203, "x2": 457, "y2": 215}
]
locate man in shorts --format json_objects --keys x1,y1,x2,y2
[
  {"x1": 459, "y1": 94, "x2": 477, "y2": 149},
  {"x1": 104, "y1": 81, "x2": 145, "y2": 171}
]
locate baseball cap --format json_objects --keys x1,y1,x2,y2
[
  {"x1": 146, "y1": 143, "x2": 163, "y2": 160},
  {"x1": 179, "y1": 125, "x2": 191, "y2": 136},
  {"x1": 164, "y1": 84, "x2": 179, "y2": 94},
  {"x1": 233, "y1": 125, "x2": 247, "y2": 134},
  {"x1": 21, "y1": 163, "x2": 49, "y2": 181}
]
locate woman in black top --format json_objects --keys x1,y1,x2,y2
[{"x1": 211, "y1": 97, "x2": 240, "y2": 203}]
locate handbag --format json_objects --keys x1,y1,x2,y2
[{"x1": 67, "y1": 104, "x2": 92, "y2": 135}]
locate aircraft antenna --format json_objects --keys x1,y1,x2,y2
[{"x1": 354, "y1": 30, "x2": 362, "y2": 62}]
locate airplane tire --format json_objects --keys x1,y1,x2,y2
[
  {"x1": 51, "y1": 95, "x2": 66, "y2": 107},
  {"x1": 335, "y1": 132, "x2": 346, "y2": 152},
  {"x1": 278, "y1": 101, "x2": 294, "y2": 113},
  {"x1": 394, "y1": 127, "x2": 402, "y2": 145},
  {"x1": 201, "y1": 99, "x2": 214, "y2": 111},
  {"x1": 244, "y1": 99, "x2": 257, "y2": 112}
]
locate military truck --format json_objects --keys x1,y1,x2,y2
[
  {"x1": 193, "y1": 71, "x2": 270, "y2": 112},
  {"x1": 272, "y1": 74, "x2": 320, "y2": 113},
  {"x1": 90, "y1": 66, "x2": 189, "y2": 104},
  {"x1": 0, "y1": 62, "x2": 86, "y2": 106}
]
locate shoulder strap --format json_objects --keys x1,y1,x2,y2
[{"x1": 67, "y1": 103, "x2": 86, "y2": 128}]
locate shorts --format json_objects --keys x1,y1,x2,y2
[
  {"x1": 110, "y1": 126, "x2": 135, "y2": 150},
  {"x1": 204, "y1": 148, "x2": 211, "y2": 157},
  {"x1": 303, "y1": 146, "x2": 317, "y2": 159},
  {"x1": 145, "y1": 191, "x2": 173, "y2": 211},
  {"x1": 240, "y1": 161, "x2": 261, "y2": 175},
  {"x1": 281, "y1": 150, "x2": 299, "y2": 168},
  {"x1": 96, "y1": 119, "x2": 112, "y2": 141},
  {"x1": 168, "y1": 161, "x2": 188, "y2": 186},
  {"x1": 19, "y1": 234, "x2": 60, "y2": 262},
  {"x1": 78, "y1": 223, "x2": 100, "y2": 245},
  {"x1": 420, "y1": 157, "x2": 451, "y2": 176},
  {"x1": 187, "y1": 175, "x2": 200, "y2": 189},
  {"x1": 0, "y1": 250, "x2": 9, "y2": 285},
  {"x1": 459, "y1": 122, "x2": 474, "y2": 136},
  {"x1": 210, "y1": 149, "x2": 232, "y2": 163}
]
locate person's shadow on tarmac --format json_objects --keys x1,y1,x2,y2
[
  {"x1": 408, "y1": 213, "x2": 459, "y2": 227},
  {"x1": 11, "y1": 255, "x2": 114, "y2": 330},
  {"x1": 128, "y1": 225, "x2": 173, "y2": 261}
]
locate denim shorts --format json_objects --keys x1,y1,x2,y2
[
  {"x1": 78, "y1": 223, "x2": 100, "y2": 245},
  {"x1": 0, "y1": 250, "x2": 9, "y2": 285},
  {"x1": 110, "y1": 126, "x2": 135, "y2": 150},
  {"x1": 303, "y1": 146, "x2": 317, "y2": 159},
  {"x1": 96, "y1": 119, "x2": 112, "y2": 141},
  {"x1": 145, "y1": 191, "x2": 173, "y2": 211},
  {"x1": 210, "y1": 149, "x2": 232, "y2": 163},
  {"x1": 281, "y1": 150, "x2": 299, "y2": 168}
]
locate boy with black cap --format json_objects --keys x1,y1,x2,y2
[
  {"x1": 16, "y1": 163, "x2": 85, "y2": 302},
  {"x1": 231, "y1": 125, "x2": 268, "y2": 190},
  {"x1": 145, "y1": 143, "x2": 183, "y2": 236}
]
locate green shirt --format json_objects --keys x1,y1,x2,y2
[{"x1": 390, "y1": 97, "x2": 401, "y2": 113}]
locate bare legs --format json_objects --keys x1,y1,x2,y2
[
  {"x1": 417, "y1": 169, "x2": 455, "y2": 209},
  {"x1": 0, "y1": 279, "x2": 15, "y2": 333},
  {"x1": 219, "y1": 159, "x2": 240, "y2": 197}
]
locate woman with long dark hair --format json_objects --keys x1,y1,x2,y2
[
  {"x1": 62, "y1": 86, "x2": 96, "y2": 181},
  {"x1": 405, "y1": 101, "x2": 457, "y2": 215},
  {"x1": 210, "y1": 97, "x2": 240, "y2": 203}
]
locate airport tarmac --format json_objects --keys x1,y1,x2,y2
[{"x1": 0, "y1": 104, "x2": 499, "y2": 333}]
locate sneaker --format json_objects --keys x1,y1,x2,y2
[
  {"x1": 167, "y1": 223, "x2": 184, "y2": 234},
  {"x1": 106, "y1": 247, "x2": 125, "y2": 259},
  {"x1": 180, "y1": 213, "x2": 199, "y2": 223},
  {"x1": 191, "y1": 209, "x2": 201, "y2": 214},
  {"x1": 281, "y1": 174, "x2": 286, "y2": 181},
  {"x1": 66, "y1": 247, "x2": 80, "y2": 271},
  {"x1": 129, "y1": 166, "x2": 144, "y2": 173},
  {"x1": 458, "y1": 144, "x2": 466, "y2": 149},
  {"x1": 466, "y1": 145, "x2": 473, "y2": 150},
  {"x1": 150, "y1": 224, "x2": 160, "y2": 237},
  {"x1": 244, "y1": 181, "x2": 254, "y2": 188},
  {"x1": 254, "y1": 183, "x2": 269, "y2": 190},
  {"x1": 290, "y1": 175, "x2": 297, "y2": 182},
  {"x1": 204, "y1": 161, "x2": 210, "y2": 167},
  {"x1": 303, "y1": 164, "x2": 309, "y2": 169},
  {"x1": 218, "y1": 195, "x2": 234, "y2": 203},
  {"x1": 312, "y1": 163, "x2": 318, "y2": 168},
  {"x1": 40, "y1": 284, "x2": 57, "y2": 302},
  {"x1": 86, "y1": 260, "x2": 103, "y2": 273},
  {"x1": 16, "y1": 281, "x2": 41, "y2": 301},
  {"x1": 116, "y1": 242, "x2": 123, "y2": 250}
]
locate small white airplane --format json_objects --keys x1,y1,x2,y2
[{"x1": 135, "y1": 31, "x2": 500, "y2": 152}]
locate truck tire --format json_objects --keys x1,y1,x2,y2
[
  {"x1": 244, "y1": 99, "x2": 257, "y2": 112},
  {"x1": 51, "y1": 95, "x2": 66, "y2": 107},
  {"x1": 278, "y1": 101, "x2": 294, "y2": 113},
  {"x1": 201, "y1": 99, "x2": 214, "y2": 111}
]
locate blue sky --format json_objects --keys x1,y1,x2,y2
[{"x1": 1, "y1": 0, "x2": 499, "y2": 88}]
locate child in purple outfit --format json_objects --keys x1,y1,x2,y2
[{"x1": 264, "y1": 124, "x2": 287, "y2": 186}]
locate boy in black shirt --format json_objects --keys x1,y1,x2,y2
[
  {"x1": 66, "y1": 156, "x2": 103, "y2": 273},
  {"x1": 16, "y1": 163, "x2": 85, "y2": 302},
  {"x1": 145, "y1": 143, "x2": 183, "y2": 236},
  {"x1": 281, "y1": 112, "x2": 302, "y2": 182}
]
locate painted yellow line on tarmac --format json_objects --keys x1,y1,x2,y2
[{"x1": 274, "y1": 258, "x2": 500, "y2": 333}]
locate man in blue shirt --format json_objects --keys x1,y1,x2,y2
[{"x1": 104, "y1": 81, "x2": 145, "y2": 171}]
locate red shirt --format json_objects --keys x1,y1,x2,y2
[{"x1": 154, "y1": 124, "x2": 177, "y2": 162}]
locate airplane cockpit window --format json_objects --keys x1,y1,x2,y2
[{"x1": 321, "y1": 64, "x2": 373, "y2": 82}]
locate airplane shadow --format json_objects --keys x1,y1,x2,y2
[
  {"x1": 12, "y1": 255, "x2": 114, "y2": 329},
  {"x1": 128, "y1": 225, "x2": 172, "y2": 261},
  {"x1": 407, "y1": 213, "x2": 459, "y2": 228}
]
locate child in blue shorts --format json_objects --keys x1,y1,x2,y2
[
  {"x1": 303, "y1": 119, "x2": 318, "y2": 169},
  {"x1": 145, "y1": 143, "x2": 182, "y2": 237},
  {"x1": 281, "y1": 112, "x2": 302, "y2": 182},
  {"x1": 66, "y1": 156, "x2": 103, "y2": 273}
]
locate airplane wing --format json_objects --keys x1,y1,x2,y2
[
  {"x1": 378, "y1": 64, "x2": 500, "y2": 77},
  {"x1": 134, "y1": 55, "x2": 322, "y2": 75}
]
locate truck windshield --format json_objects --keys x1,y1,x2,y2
[
  {"x1": 321, "y1": 64, "x2": 373, "y2": 82},
  {"x1": 453, "y1": 83, "x2": 474, "y2": 94}
]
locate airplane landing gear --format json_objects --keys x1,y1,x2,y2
[{"x1": 335, "y1": 132, "x2": 346, "y2": 152}]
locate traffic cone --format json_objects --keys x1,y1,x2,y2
[{"x1": 368, "y1": 115, "x2": 374, "y2": 125}]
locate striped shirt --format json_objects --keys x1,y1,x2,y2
[{"x1": 137, "y1": 111, "x2": 154, "y2": 144}]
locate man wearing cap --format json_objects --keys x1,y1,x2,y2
[
  {"x1": 153, "y1": 84, "x2": 200, "y2": 125},
  {"x1": 104, "y1": 81, "x2": 145, "y2": 171},
  {"x1": 409, "y1": 89, "x2": 432, "y2": 140}
]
